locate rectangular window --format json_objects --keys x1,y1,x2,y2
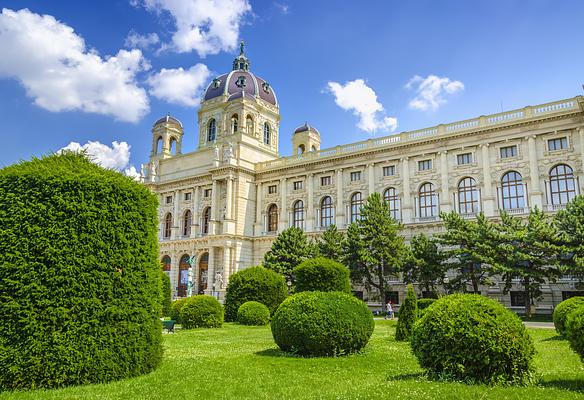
[
  {"x1": 293, "y1": 181, "x2": 303, "y2": 190},
  {"x1": 510, "y1": 291, "x2": 526, "y2": 307},
  {"x1": 457, "y1": 153, "x2": 472, "y2": 165},
  {"x1": 385, "y1": 291, "x2": 400, "y2": 305},
  {"x1": 321, "y1": 176, "x2": 332, "y2": 186},
  {"x1": 268, "y1": 185, "x2": 277, "y2": 194},
  {"x1": 418, "y1": 160, "x2": 432, "y2": 171},
  {"x1": 383, "y1": 165, "x2": 395, "y2": 176},
  {"x1": 204, "y1": 189, "x2": 212, "y2": 198},
  {"x1": 500, "y1": 145, "x2": 517, "y2": 159},
  {"x1": 350, "y1": 171, "x2": 361, "y2": 181},
  {"x1": 548, "y1": 137, "x2": 568, "y2": 151},
  {"x1": 184, "y1": 192, "x2": 191, "y2": 201},
  {"x1": 165, "y1": 195, "x2": 173, "y2": 204}
]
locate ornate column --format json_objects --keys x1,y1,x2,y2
[
  {"x1": 439, "y1": 151, "x2": 451, "y2": 213},
  {"x1": 225, "y1": 177, "x2": 233, "y2": 220},
  {"x1": 307, "y1": 173, "x2": 314, "y2": 231},
  {"x1": 210, "y1": 180, "x2": 218, "y2": 235},
  {"x1": 255, "y1": 182, "x2": 263, "y2": 234},
  {"x1": 480, "y1": 143, "x2": 495, "y2": 216},
  {"x1": 368, "y1": 163, "x2": 375, "y2": 195},
  {"x1": 279, "y1": 177, "x2": 287, "y2": 230},
  {"x1": 579, "y1": 127, "x2": 584, "y2": 194},
  {"x1": 172, "y1": 189, "x2": 180, "y2": 239},
  {"x1": 205, "y1": 247, "x2": 215, "y2": 296},
  {"x1": 401, "y1": 158, "x2": 412, "y2": 223},
  {"x1": 527, "y1": 135, "x2": 543, "y2": 209},
  {"x1": 336, "y1": 169, "x2": 344, "y2": 227}
]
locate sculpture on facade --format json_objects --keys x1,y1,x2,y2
[{"x1": 223, "y1": 142, "x2": 234, "y2": 163}]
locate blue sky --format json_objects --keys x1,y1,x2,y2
[{"x1": 0, "y1": 0, "x2": 582, "y2": 174}]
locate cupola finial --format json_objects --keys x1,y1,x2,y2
[
  {"x1": 240, "y1": 40, "x2": 245, "y2": 56},
  {"x1": 232, "y1": 40, "x2": 250, "y2": 71}
]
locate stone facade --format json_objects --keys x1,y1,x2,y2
[{"x1": 142, "y1": 48, "x2": 584, "y2": 312}]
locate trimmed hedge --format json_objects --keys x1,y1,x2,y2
[
  {"x1": 0, "y1": 153, "x2": 162, "y2": 390},
  {"x1": 417, "y1": 298, "x2": 437, "y2": 318},
  {"x1": 293, "y1": 257, "x2": 351, "y2": 293},
  {"x1": 161, "y1": 272, "x2": 172, "y2": 317},
  {"x1": 411, "y1": 294, "x2": 535, "y2": 385},
  {"x1": 224, "y1": 266, "x2": 287, "y2": 322},
  {"x1": 566, "y1": 304, "x2": 584, "y2": 360},
  {"x1": 271, "y1": 291, "x2": 374, "y2": 357},
  {"x1": 395, "y1": 285, "x2": 418, "y2": 341},
  {"x1": 553, "y1": 296, "x2": 584, "y2": 336},
  {"x1": 179, "y1": 295, "x2": 223, "y2": 329},
  {"x1": 170, "y1": 298, "x2": 188, "y2": 324},
  {"x1": 237, "y1": 301, "x2": 270, "y2": 326}
]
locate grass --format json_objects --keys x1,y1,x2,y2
[{"x1": 1, "y1": 320, "x2": 583, "y2": 399}]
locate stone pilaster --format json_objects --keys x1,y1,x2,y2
[
  {"x1": 480, "y1": 144, "x2": 495, "y2": 216},
  {"x1": 527, "y1": 135, "x2": 543, "y2": 209},
  {"x1": 439, "y1": 151, "x2": 451, "y2": 213},
  {"x1": 336, "y1": 169, "x2": 344, "y2": 227},
  {"x1": 307, "y1": 173, "x2": 314, "y2": 231},
  {"x1": 401, "y1": 158, "x2": 412, "y2": 223}
]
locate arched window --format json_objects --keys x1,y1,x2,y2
[
  {"x1": 320, "y1": 196, "x2": 334, "y2": 228},
  {"x1": 156, "y1": 137, "x2": 163, "y2": 153},
  {"x1": 207, "y1": 119, "x2": 216, "y2": 142},
  {"x1": 418, "y1": 183, "x2": 437, "y2": 218},
  {"x1": 501, "y1": 171, "x2": 525, "y2": 210},
  {"x1": 267, "y1": 204, "x2": 278, "y2": 232},
  {"x1": 161, "y1": 255, "x2": 171, "y2": 272},
  {"x1": 383, "y1": 187, "x2": 400, "y2": 220},
  {"x1": 178, "y1": 254, "x2": 190, "y2": 297},
  {"x1": 311, "y1": 146, "x2": 317, "y2": 152},
  {"x1": 231, "y1": 114, "x2": 238, "y2": 133},
  {"x1": 182, "y1": 210, "x2": 192, "y2": 236},
  {"x1": 550, "y1": 164, "x2": 576, "y2": 205},
  {"x1": 202, "y1": 207, "x2": 211, "y2": 234},
  {"x1": 170, "y1": 138, "x2": 177, "y2": 155},
  {"x1": 264, "y1": 123, "x2": 271, "y2": 145},
  {"x1": 350, "y1": 192, "x2": 363, "y2": 223},
  {"x1": 298, "y1": 144, "x2": 305, "y2": 155},
  {"x1": 293, "y1": 200, "x2": 304, "y2": 229},
  {"x1": 246, "y1": 115, "x2": 254, "y2": 135},
  {"x1": 163, "y1": 212, "x2": 172, "y2": 238},
  {"x1": 458, "y1": 177, "x2": 479, "y2": 214}
]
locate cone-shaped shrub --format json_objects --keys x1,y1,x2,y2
[
  {"x1": 553, "y1": 296, "x2": 584, "y2": 336},
  {"x1": 293, "y1": 257, "x2": 351, "y2": 293},
  {"x1": 179, "y1": 295, "x2": 223, "y2": 329},
  {"x1": 237, "y1": 301, "x2": 270, "y2": 326},
  {"x1": 395, "y1": 285, "x2": 418, "y2": 341},
  {"x1": 224, "y1": 266, "x2": 287, "y2": 321},
  {"x1": 0, "y1": 153, "x2": 162, "y2": 390}
]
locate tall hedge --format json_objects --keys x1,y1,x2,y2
[
  {"x1": 224, "y1": 266, "x2": 287, "y2": 321},
  {"x1": 395, "y1": 285, "x2": 418, "y2": 341},
  {"x1": 161, "y1": 272, "x2": 172, "y2": 317},
  {"x1": 293, "y1": 257, "x2": 351, "y2": 293},
  {"x1": 0, "y1": 153, "x2": 163, "y2": 390}
]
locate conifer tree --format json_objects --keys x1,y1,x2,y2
[
  {"x1": 395, "y1": 285, "x2": 418, "y2": 341},
  {"x1": 316, "y1": 224, "x2": 346, "y2": 263},
  {"x1": 403, "y1": 233, "x2": 447, "y2": 296},
  {"x1": 263, "y1": 227, "x2": 315, "y2": 282},
  {"x1": 555, "y1": 195, "x2": 584, "y2": 280}
]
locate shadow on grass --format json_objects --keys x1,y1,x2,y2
[
  {"x1": 255, "y1": 348, "x2": 289, "y2": 358},
  {"x1": 539, "y1": 379, "x2": 584, "y2": 393},
  {"x1": 542, "y1": 335, "x2": 565, "y2": 342},
  {"x1": 386, "y1": 372, "x2": 426, "y2": 382}
]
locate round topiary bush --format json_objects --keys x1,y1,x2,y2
[
  {"x1": 293, "y1": 257, "x2": 351, "y2": 293},
  {"x1": 411, "y1": 294, "x2": 535, "y2": 385},
  {"x1": 417, "y1": 298, "x2": 437, "y2": 318},
  {"x1": 271, "y1": 291, "x2": 374, "y2": 357},
  {"x1": 169, "y1": 298, "x2": 188, "y2": 324},
  {"x1": 224, "y1": 266, "x2": 287, "y2": 322},
  {"x1": 0, "y1": 153, "x2": 162, "y2": 390},
  {"x1": 553, "y1": 296, "x2": 584, "y2": 336},
  {"x1": 237, "y1": 301, "x2": 271, "y2": 326},
  {"x1": 179, "y1": 295, "x2": 223, "y2": 329},
  {"x1": 565, "y1": 304, "x2": 584, "y2": 360}
]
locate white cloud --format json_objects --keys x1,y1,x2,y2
[
  {"x1": 136, "y1": 0, "x2": 252, "y2": 56},
  {"x1": 406, "y1": 74, "x2": 464, "y2": 111},
  {"x1": 0, "y1": 8, "x2": 150, "y2": 122},
  {"x1": 147, "y1": 64, "x2": 211, "y2": 106},
  {"x1": 125, "y1": 30, "x2": 160, "y2": 49},
  {"x1": 275, "y1": 3, "x2": 289, "y2": 14},
  {"x1": 60, "y1": 140, "x2": 141, "y2": 179},
  {"x1": 327, "y1": 79, "x2": 398, "y2": 133}
]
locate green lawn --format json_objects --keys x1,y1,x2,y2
[{"x1": 1, "y1": 320, "x2": 583, "y2": 400}]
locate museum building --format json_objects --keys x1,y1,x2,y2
[{"x1": 142, "y1": 44, "x2": 584, "y2": 311}]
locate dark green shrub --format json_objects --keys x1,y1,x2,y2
[
  {"x1": 170, "y1": 298, "x2": 188, "y2": 324},
  {"x1": 566, "y1": 304, "x2": 584, "y2": 360},
  {"x1": 271, "y1": 291, "x2": 374, "y2": 356},
  {"x1": 237, "y1": 301, "x2": 270, "y2": 326},
  {"x1": 224, "y1": 266, "x2": 287, "y2": 322},
  {"x1": 293, "y1": 257, "x2": 351, "y2": 293},
  {"x1": 417, "y1": 298, "x2": 437, "y2": 318},
  {"x1": 0, "y1": 153, "x2": 162, "y2": 390},
  {"x1": 179, "y1": 295, "x2": 223, "y2": 329},
  {"x1": 553, "y1": 296, "x2": 584, "y2": 336},
  {"x1": 161, "y1": 272, "x2": 172, "y2": 317},
  {"x1": 411, "y1": 294, "x2": 535, "y2": 385},
  {"x1": 395, "y1": 285, "x2": 418, "y2": 341}
]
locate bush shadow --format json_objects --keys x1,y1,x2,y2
[
  {"x1": 539, "y1": 379, "x2": 584, "y2": 393},
  {"x1": 542, "y1": 335, "x2": 565, "y2": 342},
  {"x1": 255, "y1": 348, "x2": 289, "y2": 358},
  {"x1": 386, "y1": 372, "x2": 426, "y2": 382}
]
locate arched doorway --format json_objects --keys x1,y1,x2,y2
[
  {"x1": 178, "y1": 254, "x2": 190, "y2": 297},
  {"x1": 198, "y1": 252, "x2": 209, "y2": 294}
]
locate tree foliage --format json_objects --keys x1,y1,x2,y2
[
  {"x1": 160, "y1": 271, "x2": 172, "y2": 317},
  {"x1": 555, "y1": 195, "x2": 584, "y2": 280},
  {"x1": 403, "y1": 233, "x2": 447, "y2": 295},
  {"x1": 395, "y1": 285, "x2": 418, "y2": 341},
  {"x1": 293, "y1": 257, "x2": 351, "y2": 293},
  {"x1": 316, "y1": 225, "x2": 346, "y2": 263},
  {"x1": 263, "y1": 227, "x2": 315, "y2": 281}
]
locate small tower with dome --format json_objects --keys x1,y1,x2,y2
[
  {"x1": 292, "y1": 122, "x2": 321, "y2": 154},
  {"x1": 150, "y1": 114, "x2": 184, "y2": 159}
]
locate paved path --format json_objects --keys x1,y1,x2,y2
[{"x1": 523, "y1": 321, "x2": 555, "y2": 329}]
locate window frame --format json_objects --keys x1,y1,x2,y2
[
  {"x1": 548, "y1": 137, "x2": 568, "y2": 151},
  {"x1": 456, "y1": 153, "x2": 472, "y2": 165},
  {"x1": 267, "y1": 204, "x2": 278, "y2": 232},
  {"x1": 418, "y1": 182, "x2": 437, "y2": 218},
  {"x1": 549, "y1": 164, "x2": 576, "y2": 205},
  {"x1": 207, "y1": 118, "x2": 216, "y2": 142},
  {"x1": 292, "y1": 200, "x2": 305, "y2": 229},
  {"x1": 383, "y1": 187, "x2": 400, "y2": 220},
  {"x1": 500, "y1": 145, "x2": 517, "y2": 159},
  {"x1": 382, "y1": 165, "x2": 396, "y2": 176},
  {"x1": 501, "y1": 171, "x2": 525, "y2": 210},
  {"x1": 182, "y1": 210, "x2": 192, "y2": 237},
  {"x1": 418, "y1": 159, "x2": 432, "y2": 171},
  {"x1": 457, "y1": 177, "x2": 479, "y2": 214},
  {"x1": 350, "y1": 171, "x2": 362, "y2": 182},
  {"x1": 320, "y1": 196, "x2": 334, "y2": 228},
  {"x1": 350, "y1": 192, "x2": 363, "y2": 223}
]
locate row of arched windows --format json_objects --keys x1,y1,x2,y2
[
  {"x1": 207, "y1": 116, "x2": 272, "y2": 145},
  {"x1": 162, "y1": 208, "x2": 211, "y2": 239},
  {"x1": 161, "y1": 253, "x2": 209, "y2": 298}
]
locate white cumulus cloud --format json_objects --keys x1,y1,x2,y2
[
  {"x1": 136, "y1": 0, "x2": 252, "y2": 56},
  {"x1": 327, "y1": 79, "x2": 397, "y2": 133},
  {"x1": 0, "y1": 8, "x2": 150, "y2": 122},
  {"x1": 406, "y1": 74, "x2": 464, "y2": 111},
  {"x1": 147, "y1": 64, "x2": 211, "y2": 106},
  {"x1": 125, "y1": 30, "x2": 160, "y2": 49}
]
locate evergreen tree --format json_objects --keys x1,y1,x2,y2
[
  {"x1": 438, "y1": 212, "x2": 498, "y2": 293},
  {"x1": 403, "y1": 233, "x2": 447, "y2": 296},
  {"x1": 492, "y1": 208, "x2": 562, "y2": 315},
  {"x1": 316, "y1": 224, "x2": 346, "y2": 263},
  {"x1": 263, "y1": 227, "x2": 315, "y2": 282},
  {"x1": 160, "y1": 271, "x2": 172, "y2": 317},
  {"x1": 344, "y1": 192, "x2": 408, "y2": 310},
  {"x1": 395, "y1": 285, "x2": 418, "y2": 341},
  {"x1": 555, "y1": 195, "x2": 584, "y2": 280}
]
